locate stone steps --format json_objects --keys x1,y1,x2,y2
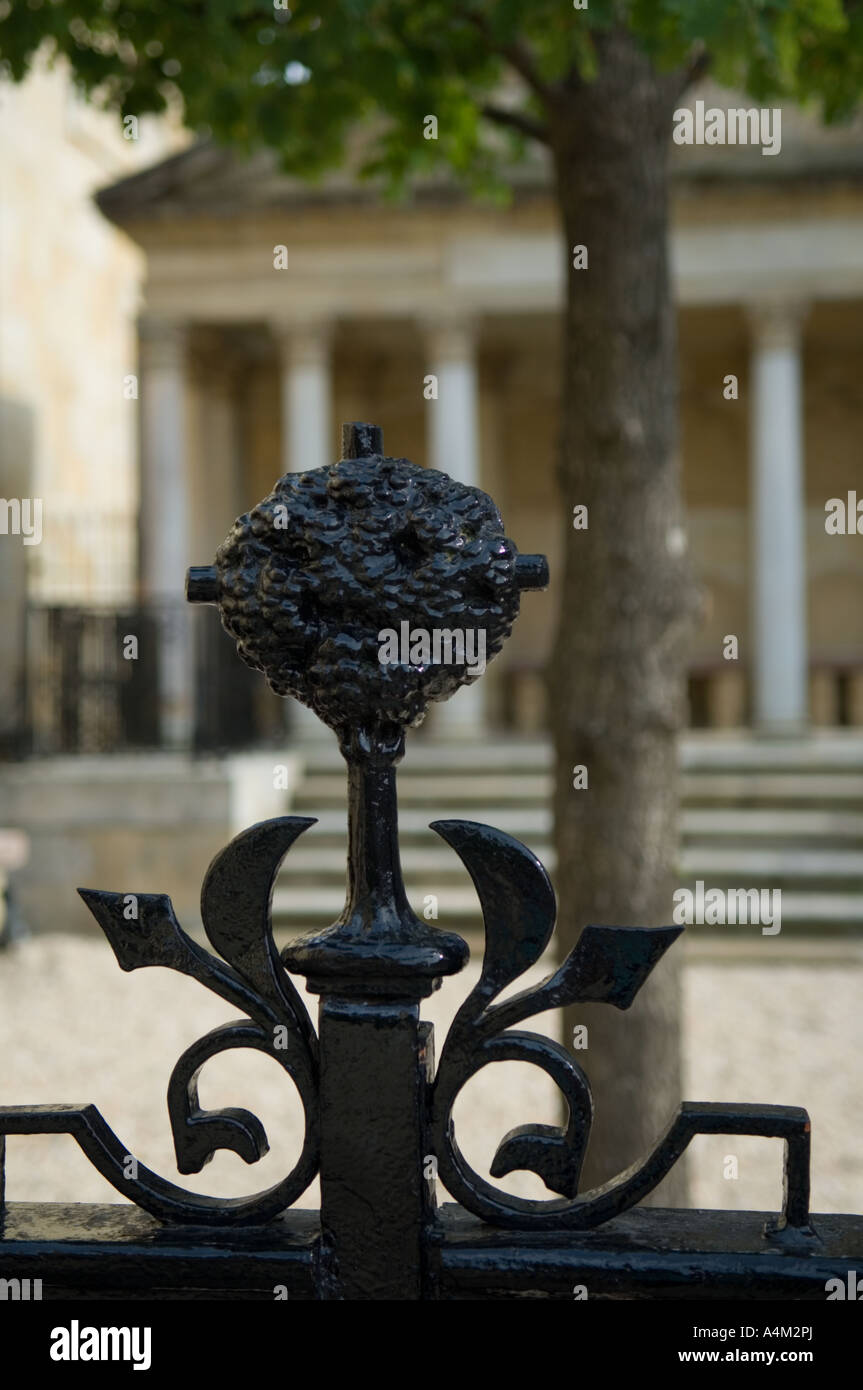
[
  {"x1": 283, "y1": 843, "x2": 863, "y2": 880},
  {"x1": 280, "y1": 806, "x2": 863, "y2": 843},
  {"x1": 273, "y1": 885, "x2": 863, "y2": 928},
  {"x1": 273, "y1": 734, "x2": 863, "y2": 933},
  {"x1": 291, "y1": 730, "x2": 863, "y2": 771},
  {"x1": 295, "y1": 772, "x2": 863, "y2": 808}
]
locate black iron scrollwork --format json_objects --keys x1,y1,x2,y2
[
  {"x1": 189, "y1": 420, "x2": 546, "y2": 741},
  {"x1": 1, "y1": 818, "x2": 319, "y2": 1225},
  {"x1": 429, "y1": 819, "x2": 812, "y2": 1233},
  {"x1": 0, "y1": 421, "x2": 812, "y2": 1247}
]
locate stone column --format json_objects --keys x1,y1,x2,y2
[
  {"x1": 192, "y1": 338, "x2": 243, "y2": 553},
  {"x1": 139, "y1": 319, "x2": 194, "y2": 748},
  {"x1": 0, "y1": 402, "x2": 33, "y2": 752},
  {"x1": 274, "y1": 319, "x2": 334, "y2": 740},
  {"x1": 274, "y1": 318, "x2": 334, "y2": 476},
  {"x1": 748, "y1": 300, "x2": 809, "y2": 734},
  {"x1": 424, "y1": 313, "x2": 486, "y2": 737}
]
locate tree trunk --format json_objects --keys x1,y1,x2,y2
[{"x1": 547, "y1": 31, "x2": 698, "y2": 1202}]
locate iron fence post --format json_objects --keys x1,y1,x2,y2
[
  {"x1": 282, "y1": 734, "x2": 466, "y2": 1298},
  {"x1": 1, "y1": 419, "x2": 855, "y2": 1302}
]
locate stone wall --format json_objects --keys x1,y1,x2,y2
[
  {"x1": 0, "y1": 752, "x2": 301, "y2": 936},
  {"x1": 0, "y1": 56, "x2": 186, "y2": 608}
]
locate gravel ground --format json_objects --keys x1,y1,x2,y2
[{"x1": 0, "y1": 934, "x2": 860, "y2": 1218}]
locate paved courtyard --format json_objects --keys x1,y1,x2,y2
[{"x1": 1, "y1": 933, "x2": 860, "y2": 1219}]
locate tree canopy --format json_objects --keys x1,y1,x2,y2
[{"x1": 2, "y1": 1, "x2": 862, "y2": 189}]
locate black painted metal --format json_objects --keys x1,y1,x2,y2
[
  {"x1": 0, "y1": 422, "x2": 859, "y2": 1299},
  {"x1": 18, "y1": 602, "x2": 266, "y2": 754}
]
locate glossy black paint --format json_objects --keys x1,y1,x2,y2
[
  {"x1": 4, "y1": 1202, "x2": 860, "y2": 1301},
  {"x1": 2, "y1": 818, "x2": 320, "y2": 1225},
  {"x1": 0, "y1": 424, "x2": 853, "y2": 1298},
  {"x1": 188, "y1": 420, "x2": 544, "y2": 738}
]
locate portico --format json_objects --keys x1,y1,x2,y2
[{"x1": 117, "y1": 130, "x2": 863, "y2": 748}]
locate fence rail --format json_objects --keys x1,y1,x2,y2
[
  {"x1": 19, "y1": 602, "x2": 270, "y2": 755},
  {"x1": 2, "y1": 424, "x2": 861, "y2": 1300}
]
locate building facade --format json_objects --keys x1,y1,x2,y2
[{"x1": 9, "y1": 78, "x2": 863, "y2": 750}]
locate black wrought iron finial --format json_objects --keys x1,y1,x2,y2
[
  {"x1": 186, "y1": 421, "x2": 548, "y2": 746},
  {"x1": 0, "y1": 421, "x2": 822, "y2": 1301},
  {"x1": 340, "y1": 420, "x2": 383, "y2": 458},
  {"x1": 186, "y1": 421, "x2": 550, "y2": 996}
]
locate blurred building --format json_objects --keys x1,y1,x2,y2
[
  {"x1": 4, "y1": 75, "x2": 862, "y2": 752},
  {"x1": 3, "y1": 73, "x2": 863, "y2": 936},
  {"x1": 0, "y1": 59, "x2": 187, "y2": 756},
  {"x1": 102, "y1": 80, "x2": 863, "y2": 747}
]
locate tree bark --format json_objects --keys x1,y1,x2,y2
[{"x1": 546, "y1": 31, "x2": 698, "y2": 1201}]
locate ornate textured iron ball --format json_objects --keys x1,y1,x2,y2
[{"x1": 188, "y1": 423, "x2": 547, "y2": 739}]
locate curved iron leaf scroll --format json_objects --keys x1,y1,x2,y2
[
  {"x1": 0, "y1": 818, "x2": 319, "y2": 1225},
  {"x1": 429, "y1": 819, "x2": 812, "y2": 1233},
  {"x1": 0, "y1": 430, "x2": 813, "y2": 1248}
]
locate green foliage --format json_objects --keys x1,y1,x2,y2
[{"x1": 0, "y1": 0, "x2": 861, "y2": 180}]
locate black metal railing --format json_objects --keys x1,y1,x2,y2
[
  {"x1": 1, "y1": 423, "x2": 861, "y2": 1300},
  {"x1": 19, "y1": 602, "x2": 275, "y2": 755}
]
